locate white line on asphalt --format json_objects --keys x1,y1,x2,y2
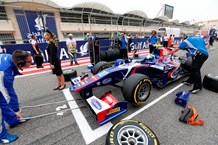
[
  {"x1": 62, "y1": 83, "x2": 183, "y2": 144},
  {"x1": 62, "y1": 89, "x2": 113, "y2": 145},
  {"x1": 123, "y1": 83, "x2": 184, "y2": 120}
]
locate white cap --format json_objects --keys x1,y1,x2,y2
[{"x1": 68, "y1": 33, "x2": 73, "y2": 37}]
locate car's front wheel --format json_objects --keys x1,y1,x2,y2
[{"x1": 122, "y1": 74, "x2": 152, "y2": 106}]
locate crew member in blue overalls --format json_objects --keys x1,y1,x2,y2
[
  {"x1": 119, "y1": 32, "x2": 128, "y2": 59},
  {"x1": 146, "y1": 30, "x2": 159, "y2": 53},
  {"x1": 168, "y1": 36, "x2": 208, "y2": 94},
  {"x1": 0, "y1": 50, "x2": 32, "y2": 143}
]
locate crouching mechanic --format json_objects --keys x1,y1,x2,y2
[
  {"x1": 168, "y1": 36, "x2": 208, "y2": 94},
  {"x1": 0, "y1": 50, "x2": 32, "y2": 143}
]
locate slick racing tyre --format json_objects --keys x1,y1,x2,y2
[
  {"x1": 106, "y1": 120, "x2": 159, "y2": 145},
  {"x1": 63, "y1": 69, "x2": 77, "y2": 82},
  {"x1": 100, "y1": 51, "x2": 107, "y2": 61},
  {"x1": 179, "y1": 108, "x2": 192, "y2": 123},
  {"x1": 123, "y1": 74, "x2": 152, "y2": 106},
  {"x1": 203, "y1": 74, "x2": 218, "y2": 93},
  {"x1": 106, "y1": 50, "x2": 120, "y2": 61},
  {"x1": 92, "y1": 61, "x2": 112, "y2": 75}
]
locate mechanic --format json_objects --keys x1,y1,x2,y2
[
  {"x1": 168, "y1": 36, "x2": 208, "y2": 94},
  {"x1": 119, "y1": 32, "x2": 128, "y2": 59},
  {"x1": 66, "y1": 33, "x2": 79, "y2": 65},
  {"x1": 146, "y1": 30, "x2": 159, "y2": 53},
  {"x1": 0, "y1": 50, "x2": 32, "y2": 143},
  {"x1": 127, "y1": 33, "x2": 133, "y2": 52}
]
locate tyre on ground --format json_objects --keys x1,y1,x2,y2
[
  {"x1": 203, "y1": 74, "x2": 218, "y2": 93},
  {"x1": 106, "y1": 120, "x2": 159, "y2": 145},
  {"x1": 122, "y1": 74, "x2": 152, "y2": 106},
  {"x1": 100, "y1": 51, "x2": 107, "y2": 61},
  {"x1": 106, "y1": 50, "x2": 120, "y2": 61},
  {"x1": 63, "y1": 69, "x2": 77, "y2": 82}
]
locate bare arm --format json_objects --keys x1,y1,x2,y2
[{"x1": 167, "y1": 47, "x2": 180, "y2": 55}]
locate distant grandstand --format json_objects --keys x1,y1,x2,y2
[{"x1": 0, "y1": 0, "x2": 200, "y2": 44}]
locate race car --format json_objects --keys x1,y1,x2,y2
[{"x1": 70, "y1": 47, "x2": 191, "y2": 105}]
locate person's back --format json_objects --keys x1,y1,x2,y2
[
  {"x1": 185, "y1": 36, "x2": 208, "y2": 56},
  {"x1": 0, "y1": 54, "x2": 21, "y2": 78},
  {"x1": 0, "y1": 54, "x2": 12, "y2": 71}
]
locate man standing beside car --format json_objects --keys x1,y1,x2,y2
[
  {"x1": 146, "y1": 30, "x2": 159, "y2": 53},
  {"x1": 167, "y1": 36, "x2": 208, "y2": 94},
  {"x1": 119, "y1": 33, "x2": 128, "y2": 59},
  {"x1": 66, "y1": 33, "x2": 79, "y2": 65}
]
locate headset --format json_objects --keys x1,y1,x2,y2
[{"x1": 15, "y1": 50, "x2": 27, "y2": 71}]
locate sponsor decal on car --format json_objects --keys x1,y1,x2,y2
[
  {"x1": 71, "y1": 77, "x2": 81, "y2": 85},
  {"x1": 102, "y1": 78, "x2": 112, "y2": 84},
  {"x1": 97, "y1": 71, "x2": 109, "y2": 77},
  {"x1": 91, "y1": 98, "x2": 102, "y2": 110},
  {"x1": 92, "y1": 76, "x2": 99, "y2": 81},
  {"x1": 107, "y1": 107, "x2": 120, "y2": 115}
]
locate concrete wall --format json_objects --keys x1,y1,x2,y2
[
  {"x1": 198, "y1": 20, "x2": 218, "y2": 30},
  {"x1": 0, "y1": 20, "x2": 14, "y2": 32},
  {"x1": 60, "y1": 22, "x2": 159, "y2": 34}
]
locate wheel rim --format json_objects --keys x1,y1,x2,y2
[
  {"x1": 137, "y1": 83, "x2": 150, "y2": 101},
  {"x1": 117, "y1": 125, "x2": 148, "y2": 145}
]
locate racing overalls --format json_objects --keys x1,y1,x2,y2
[{"x1": 0, "y1": 54, "x2": 21, "y2": 139}]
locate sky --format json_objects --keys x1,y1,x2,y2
[{"x1": 57, "y1": 0, "x2": 218, "y2": 23}]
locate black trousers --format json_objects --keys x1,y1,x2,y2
[
  {"x1": 34, "y1": 54, "x2": 43, "y2": 67},
  {"x1": 186, "y1": 53, "x2": 208, "y2": 90},
  {"x1": 163, "y1": 41, "x2": 168, "y2": 47},
  {"x1": 119, "y1": 49, "x2": 128, "y2": 59},
  {"x1": 149, "y1": 44, "x2": 156, "y2": 53}
]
